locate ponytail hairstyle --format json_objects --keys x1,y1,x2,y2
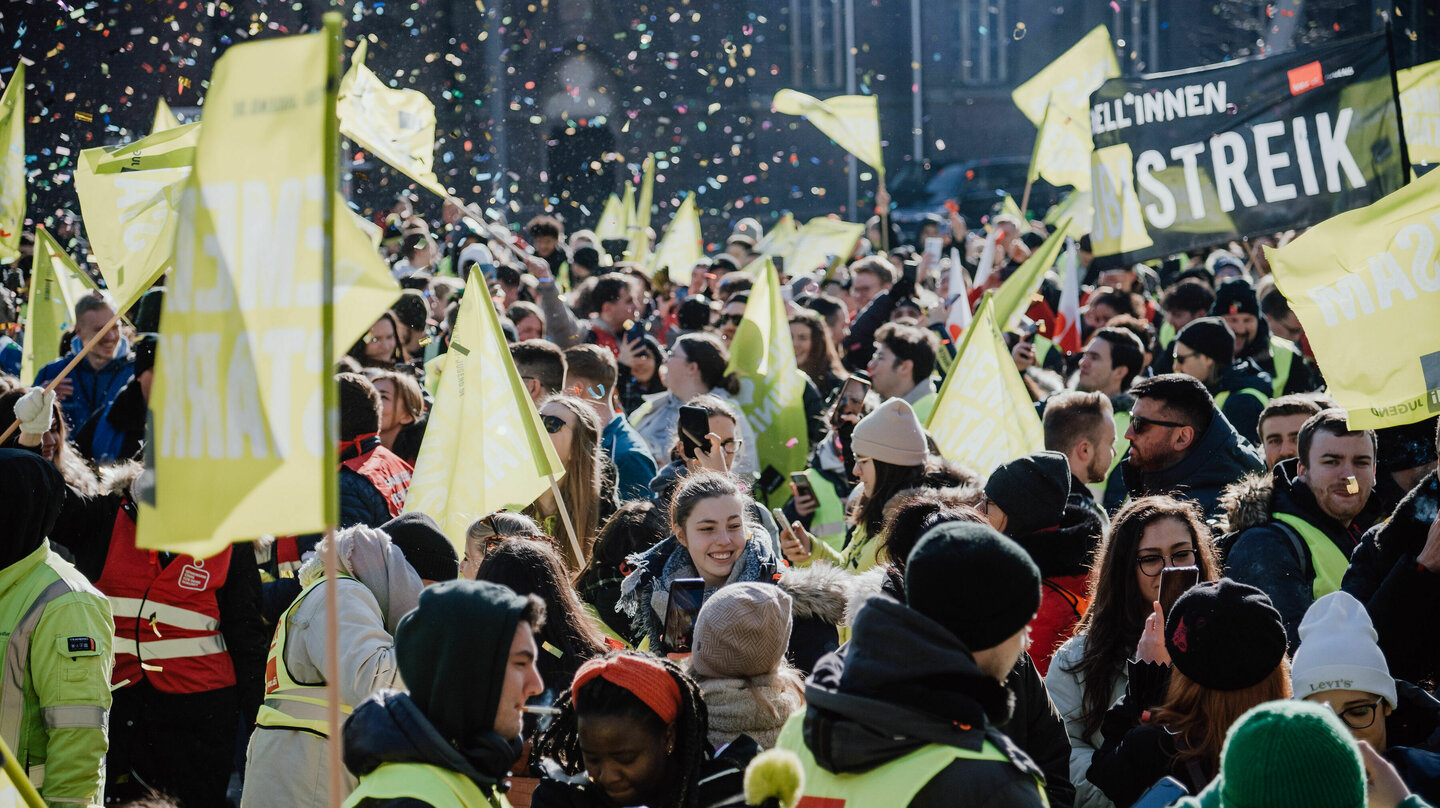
[
  {"x1": 534, "y1": 652, "x2": 711, "y2": 808},
  {"x1": 675, "y1": 332, "x2": 740, "y2": 395}
]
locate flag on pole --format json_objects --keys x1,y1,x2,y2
[
  {"x1": 726, "y1": 258, "x2": 810, "y2": 506},
  {"x1": 337, "y1": 40, "x2": 445, "y2": 197},
  {"x1": 593, "y1": 193, "x2": 630, "y2": 241},
  {"x1": 944, "y1": 246, "x2": 973, "y2": 345},
  {"x1": 406, "y1": 269, "x2": 566, "y2": 547},
  {"x1": 1002, "y1": 193, "x2": 1026, "y2": 222},
  {"x1": 927, "y1": 293, "x2": 1045, "y2": 475},
  {"x1": 625, "y1": 154, "x2": 656, "y2": 263},
  {"x1": 1045, "y1": 189, "x2": 1093, "y2": 229},
  {"x1": 1053, "y1": 238, "x2": 1082, "y2": 353},
  {"x1": 972, "y1": 227, "x2": 1000, "y2": 289},
  {"x1": 649, "y1": 192, "x2": 704, "y2": 283},
  {"x1": 20, "y1": 227, "x2": 98, "y2": 382},
  {"x1": 137, "y1": 31, "x2": 393, "y2": 555},
  {"x1": 1011, "y1": 25, "x2": 1120, "y2": 125},
  {"x1": 1397, "y1": 59, "x2": 1440, "y2": 168},
  {"x1": 1026, "y1": 99, "x2": 1093, "y2": 192},
  {"x1": 0, "y1": 62, "x2": 25, "y2": 262},
  {"x1": 755, "y1": 213, "x2": 797, "y2": 256},
  {"x1": 772, "y1": 90, "x2": 884, "y2": 179},
  {"x1": 153, "y1": 97, "x2": 183, "y2": 132},
  {"x1": 992, "y1": 217, "x2": 1074, "y2": 332},
  {"x1": 1267, "y1": 167, "x2": 1440, "y2": 430},
  {"x1": 766, "y1": 217, "x2": 865, "y2": 277},
  {"x1": 74, "y1": 123, "x2": 200, "y2": 310}
]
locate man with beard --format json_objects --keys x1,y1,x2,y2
[{"x1": 1042, "y1": 390, "x2": 1116, "y2": 526}]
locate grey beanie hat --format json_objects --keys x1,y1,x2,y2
[{"x1": 690, "y1": 582, "x2": 793, "y2": 679}]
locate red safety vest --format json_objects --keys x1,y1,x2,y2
[
  {"x1": 95, "y1": 504, "x2": 235, "y2": 694},
  {"x1": 340, "y1": 445, "x2": 414, "y2": 517}
]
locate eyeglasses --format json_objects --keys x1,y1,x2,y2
[
  {"x1": 1173, "y1": 347, "x2": 1198, "y2": 363},
  {"x1": 718, "y1": 437, "x2": 743, "y2": 456},
  {"x1": 1135, "y1": 548, "x2": 1198, "y2": 577},
  {"x1": 1332, "y1": 697, "x2": 1386, "y2": 730},
  {"x1": 541, "y1": 414, "x2": 568, "y2": 434},
  {"x1": 1130, "y1": 413, "x2": 1188, "y2": 434}
]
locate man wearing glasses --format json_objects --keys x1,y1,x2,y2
[
  {"x1": 1292, "y1": 591, "x2": 1440, "y2": 803},
  {"x1": 1121, "y1": 374, "x2": 1263, "y2": 522}
]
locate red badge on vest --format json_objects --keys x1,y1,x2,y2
[{"x1": 178, "y1": 560, "x2": 211, "y2": 591}]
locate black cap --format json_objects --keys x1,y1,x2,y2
[
  {"x1": 381, "y1": 512, "x2": 460, "y2": 582},
  {"x1": 984, "y1": 451, "x2": 1071, "y2": 537},
  {"x1": 391, "y1": 289, "x2": 432, "y2": 332},
  {"x1": 573, "y1": 246, "x2": 601, "y2": 271},
  {"x1": 1165, "y1": 579, "x2": 1286, "y2": 691},
  {"x1": 906, "y1": 522, "x2": 1042, "y2": 652},
  {"x1": 1211, "y1": 278, "x2": 1259, "y2": 318},
  {"x1": 1176, "y1": 316, "x2": 1235, "y2": 366}
]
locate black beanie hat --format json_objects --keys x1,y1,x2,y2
[
  {"x1": 1165, "y1": 578, "x2": 1286, "y2": 691},
  {"x1": 395, "y1": 579, "x2": 531, "y2": 743},
  {"x1": 1211, "y1": 278, "x2": 1260, "y2": 318},
  {"x1": 381, "y1": 512, "x2": 460, "y2": 582},
  {"x1": 1374, "y1": 416, "x2": 1439, "y2": 474},
  {"x1": 391, "y1": 290, "x2": 432, "y2": 332},
  {"x1": 983, "y1": 451, "x2": 1072, "y2": 538},
  {"x1": 1176, "y1": 316, "x2": 1236, "y2": 367},
  {"x1": 905, "y1": 522, "x2": 1042, "y2": 652}
]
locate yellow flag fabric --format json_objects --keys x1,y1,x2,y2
[
  {"x1": 138, "y1": 31, "x2": 395, "y2": 555},
  {"x1": 1027, "y1": 101, "x2": 1093, "y2": 191},
  {"x1": 0, "y1": 63, "x2": 25, "y2": 262},
  {"x1": 992, "y1": 217, "x2": 1073, "y2": 331},
  {"x1": 755, "y1": 213, "x2": 797, "y2": 256},
  {"x1": 594, "y1": 193, "x2": 629, "y2": 240},
  {"x1": 1266, "y1": 168, "x2": 1440, "y2": 430},
  {"x1": 1002, "y1": 194, "x2": 1026, "y2": 222},
  {"x1": 625, "y1": 155, "x2": 656, "y2": 263},
  {"x1": 74, "y1": 123, "x2": 200, "y2": 310},
  {"x1": 772, "y1": 90, "x2": 883, "y2": 176},
  {"x1": 338, "y1": 40, "x2": 445, "y2": 197},
  {"x1": 926, "y1": 293, "x2": 1045, "y2": 475},
  {"x1": 21, "y1": 227, "x2": 97, "y2": 382},
  {"x1": 153, "y1": 98, "x2": 183, "y2": 133},
  {"x1": 406, "y1": 270, "x2": 566, "y2": 548},
  {"x1": 767, "y1": 217, "x2": 864, "y2": 277},
  {"x1": 649, "y1": 193, "x2": 703, "y2": 283},
  {"x1": 1045, "y1": 189, "x2": 1093, "y2": 229},
  {"x1": 1011, "y1": 26, "x2": 1120, "y2": 125},
  {"x1": 725, "y1": 259, "x2": 810, "y2": 505},
  {"x1": 1398, "y1": 59, "x2": 1440, "y2": 167}
]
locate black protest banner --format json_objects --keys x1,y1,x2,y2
[{"x1": 1087, "y1": 33, "x2": 1405, "y2": 267}]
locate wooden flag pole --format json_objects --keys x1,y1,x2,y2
[
  {"x1": 321, "y1": 12, "x2": 345, "y2": 808},
  {"x1": 1018, "y1": 178, "x2": 1034, "y2": 222},
  {"x1": 0, "y1": 307, "x2": 125, "y2": 445}
]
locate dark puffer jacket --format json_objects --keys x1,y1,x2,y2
[
  {"x1": 795, "y1": 596, "x2": 1049, "y2": 808},
  {"x1": 1123, "y1": 409, "x2": 1264, "y2": 524},
  {"x1": 1212, "y1": 358, "x2": 1273, "y2": 446}
]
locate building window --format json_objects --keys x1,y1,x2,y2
[
  {"x1": 957, "y1": 0, "x2": 1009, "y2": 85},
  {"x1": 790, "y1": 0, "x2": 845, "y2": 91}
]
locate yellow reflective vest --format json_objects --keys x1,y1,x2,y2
[
  {"x1": 255, "y1": 575, "x2": 356, "y2": 736},
  {"x1": 1272, "y1": 512, "x2": 1350, "y2": 599},
  {"x1": 342, "y1": 761, "x2": 511, "y2": 808}
]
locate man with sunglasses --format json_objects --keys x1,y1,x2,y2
[
  {"x1": 1292, "y1": 592, "x2": 1440, "y2": 803},
  {"x1": 1122, "y1": 374, "x2": 1263, "y2": 522}
]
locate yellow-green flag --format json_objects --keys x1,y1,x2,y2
[
  {"x1": 1398, "y1": 59, "x2": 1440, "y2": 167},
  {"x1": 1002, "y1": 193, "x2": 1026, "y2": 222},
  {"x1": 153, "y1": 97, "x2": 183, "y2": 133},
  {"x1": 138, "y1": 29, "x2": 395, "y2": 555},
  {"x1": 1011, "y1": 26, "x2": 1119, "y2": 125},
  {"x1": 406, "y1": 269, "x2": 566, "y2": 548},
  {"x1": 1027, "y1": 100, "x2": 1093, "y2": 191},
  {"x1": 594, "y1": 193, "x2": 629, "y2": 240},
  {"x1": 755, "y1": 213, "x2": 797, "y2": 256},
  {"x1": 992, "y1": 217, "x2": 1074, "y2": 331},
  {"x1": 74, "y1": 123, "x2": 200, "y2": 310},
  {"x1": 1266, "y1": 168, "x2": 1440, "y2": 429},
  {"x1": 338, "y1": 40, "x2": 445, "y2": 197},
  {"x1": 927, "y1": 293, "x2": 1044, "y2": 475},
  {"x1": 0, "y1": 63, "x2": 24, "y2": 262},
  {"x1": 1045, "y1": 189, "x2": 1092, "y2": 228},
  {"x1": 649, "y1": 193, "x2": 703, "y2": 283},
  {"x1": 726, "y1": 259, "x2": 810, "y2": 505},
  {"x1": 625, "y1": 154, "x2": 656, "y2": 263},
  {"x1": 773, "y1": 90, "x2": 883, "y2": 177},
  {"x1": 771, "y1": 217, "x2": 865, "y2": 277},
  {"x1": 20, "y1": 227, "x2": 97, "y2": 382}
]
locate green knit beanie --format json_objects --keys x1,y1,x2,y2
[{"x1": 1204, "y1": 700, "x2": 1364, "y2": 808}]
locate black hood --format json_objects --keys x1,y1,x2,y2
[
  {"x1": 801, "y1": 596, "x2": 1013, "y2": 774},
  {"x1": 1127, "y1": 408, "x2": 1264, "y2": 497},
  {"x1": 0, "y1": 449, "x2": 63, "y2": 569},
  {"x1": 343, "y1": 689, "x2": 521, "y2": 791},
  {"x1": 1217, "y1": 357, "x2": 1273, "y2": 395}
]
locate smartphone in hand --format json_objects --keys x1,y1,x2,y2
[{"x1": 663, "y1": 578, "x2": 706, "y2": 652}]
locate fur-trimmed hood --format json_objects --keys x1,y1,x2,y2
[
  {"x1": 778, "y1": 560, "x2": 849, "y2": 625},
  {"x1": 843, "y1": 566, "x2": 890, "y2": 627},
  {"x1": 1218, "y1": 471, "x2": 1274, "y2": 534}
]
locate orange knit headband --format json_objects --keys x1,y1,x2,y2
[{"x1": 571, "y1": 655, "x2": 682, "y2": 725}]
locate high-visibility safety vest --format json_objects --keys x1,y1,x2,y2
[
  {"x1": 776, "y1": 712, "x2": 1048, "y2": 808},
  {"x1": 911, "y1": 391, "x2": 938, "y2": 425},
  {"x1": 803, "y1": 468, "x2": 847, "y2": 553},
  {"x1": 255, "y1": 576, "x2": 355, "y2": 737},
  {"x1": 1272, "y1": 512, "x2": 1350, "y2": 600},
  {"x1": 1269, "y1": 336, "x2": 1297, "y2": 397},
  {"x1": 95, "y1": 504, "x2": 234, "y2": 694},
  {"x1": 340, "y1": 445, "x2": 413, "y2": 518},
  {"x1": 341, "y1": 761, "x2": 511, "y2": 808},
  {"x1": 1215, "y1": 388, "x2": 1269, "y2": 412}
]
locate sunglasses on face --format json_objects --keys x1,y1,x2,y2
[
  {"x1": 719, "y1": 313, "x2": 745, "y2": 327},
  {"x1": 1130, "y1": 413, "x2": 1188, "y2": 434},
  {"x1": 541, "y1": 414, "x2": 568, "y2": 434}
]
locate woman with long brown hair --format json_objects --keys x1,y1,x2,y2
[
  {"x1": 527, "y1": 395, "x2": 604, "y2": 573},
  {"x1": 1045, "y1": 495, "x2": 1222, "y2": 808},
  {"x1": 1086, "y1": 579, "x2": 1292, "y2": 806},
  {"x1": 347, "y1": 310, "x2": 409, "y2": 370},
  {"x1": 789, "y1": 309, "x2": 847, "y2": 402}
]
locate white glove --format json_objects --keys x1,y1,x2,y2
[{"x1": 14, "y1": 388, "x2": 56, "y2": 436}]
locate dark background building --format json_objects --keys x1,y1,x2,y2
[{"x1": 4, "y1": 0, "x2": 1436, "y2": 248}]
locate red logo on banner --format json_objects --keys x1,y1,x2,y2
[{"x1": 1288, "y1": 62, "x2": 1324, "y2": 95}]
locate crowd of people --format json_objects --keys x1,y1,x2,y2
[{"x1": 1, "y1": 195, "x2": 1439, "y2": 808}]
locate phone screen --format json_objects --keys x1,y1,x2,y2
[
  {"x1": 924, "y1": 237, "x2": 944, "y2": 260},
  {"x1": 789, "y1": 471, "x2": 815, "y2": 500},
  {"x1": 1131, "y1": 777, "x2": 1189, "y2": 808},
  {"x1": 663, "y1": 578, "x2": 706, "y2": 652},
  {"x1": 835, "y1": 374, "x2": 870, "y2": 421},
  {"x1": 678, "y1": 406, "x2": 711, "y2": 459},
  {"x1": 1158, "y1": 566, "x2": 1201, "y2": 617}
]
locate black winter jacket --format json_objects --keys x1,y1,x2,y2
[
  {"x1": 1122, "y1": 409, "x2": 1264, "y2": 523},
  {"x1": 1088, "y1": 660, "x2": 1211, "y2": 806},
  {"x1": 1212, "y1": 358, "x2": 1273, "y2": 446},
  {"x1": 798, "y1": 596, "x2": 1048, "y2": 808},
  {"x1": 1342, "y1": 471, "x2": 1440, "y2": 683}
]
